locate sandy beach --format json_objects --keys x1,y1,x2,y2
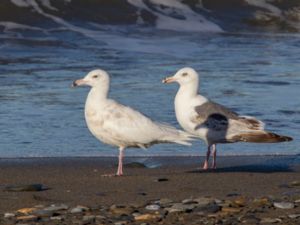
[{"x1": 0, "y1": 155, "x2": 300, "y2": 224}]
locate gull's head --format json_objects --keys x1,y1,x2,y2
[
  {"x1": 162, "y1": 67, "x2": 199, "y2": 86},
  {"x1": 72, "y1": 69, "x2": 110, "y2": 88}
]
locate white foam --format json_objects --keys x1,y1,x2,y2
[
  {"x1": 10, "y1": 0, "x2": 30, "y2": 7},
  {"x1": 0, "y1": 21, "x2": 45, "y2": 31},
  {"x1": 245, "y1": 0, "x2": 282, "y2": 16},
  {"x1": 40, "y1": 0, "x2": 58, "y2": 11},
  {"x1": 128, "y1": 0, "x2": 223, "y2": 32}
]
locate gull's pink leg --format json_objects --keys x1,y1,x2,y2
[
  {"x1": 116, "y1": 147, "x2": 125, "y2": 176},
  {"x1": 211, "y1": 144, "x2": 217, "y2": 169},
  {"x1": 203, "y1": 145, "x2": 211, "y2": 170}
]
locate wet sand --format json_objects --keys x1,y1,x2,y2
[{"x1": 0, "y1": 155, "x2": 299, "y2": 214}]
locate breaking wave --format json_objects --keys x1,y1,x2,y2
[{"x1": 0, "y1": 0, "x2": 300, "y2": 35}]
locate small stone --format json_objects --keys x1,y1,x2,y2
[
  {"x1": 195, "y1": 203, "x2": 220, "y2": 214},
  {"x1": 221, "y1": 207, "x2": 241, "y2": 213},
  {"x1": 134, "y1": 213, "x2": 161, "y2": 221},
  {"x1": 44, "y1": 204, "x2": 69, "y2": 211},
  {"x1": 155, "y1": 178, "x2": 169, "y2": 182},
  {"x1": 260, "y1": 217, "x2": 282, "y2": 223},
  {"x1": 110, "y1": 205, "x2": 133, "y2": 215},
  {"x1": 233, "y1": 197, "x2": 247, "y2": 207},
  {"x1": 145, "y1": 204, "x2": 160, "y2": 211},
  {"x1": 182, "y1": 199, "x2": 197, "y2": 204},
  {"x1": 295, "y1": 199, "x2": 300, "y2": 203},
  {"x1": 4, "y1": 212, "x2": 15, "y2": 218},
  {"x1": 273, "y1": 202, "x2": 294, "y2": 209},
  {"x1": 288, "y1": 214, "x2": 300, "y2": 219},
  {"x1": 32, "y1": 209, "x2": 54, "y2": 217},
  {"x1": 253, "y1": 198, "x2": 271, "y2": 207},
  {"x1": 289, "y1": 181, "x2": 300, "y2": 187},
  {"x1": 154, "y1": 198, "x2": 173, "y2": 206},
  {"x1": 17, "y1": 208, "x2": 37, "y2": 214},
  {"x1": 239, "y1": 214, "x2": 260, "y2": 224},
  {"x1": 165, "y1": 203, "x2": 196, "y2": 213},
  {"x1": 70, "y1": 205, "x2": 89, "y2": 213},
  {"x1": 83, "y1": 215, "x2": 96, "y2": 222},
  {"x1": 114, "y1": 221, "x2": 127, "y2": 225},
  {"x1": 194, "y1": 197, "x2": 215, "y2": 206},
  {"x1": 50, "y1": 216, "x2": 63, "y2": 221},
  {"x1": 16, "y1": 215, "x2": 38, "y2": 222}
]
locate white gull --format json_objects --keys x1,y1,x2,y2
[
  {"x1": 163, "y1": 67, "x2": 292, "y2": 170},
  {"x1": 73, "y1": 69, "x2": 193, "y2": 176}
]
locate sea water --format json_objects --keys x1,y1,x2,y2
[{"x1": 0, "y1": 0, "x2": 299, "y2": 157}]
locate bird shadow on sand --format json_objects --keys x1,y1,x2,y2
[{"x1": 186, "y1": 164, "x2": 294, "y2": 173}]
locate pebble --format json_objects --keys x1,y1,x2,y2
[
  {"x1": 182, "y1": 198, "x2": 197, "y2": 204},
  {"x1": 165, "y1": 203, "x2": 196, "y2": 213},
  {"x1": 134, "y1": 213, "x2": 161, "y2": 221},
  {"x1": 17, "y1": 208, "x2": 37, "y2": 214},
  {"x1": 273, "y1": 202, "x2": 294, "y2": 209},
  {"x1": 16, "y1": 215, "x2": 38, "y2": 222},
  {"x1": 194, "y1": 197, "x2": 214, "y2": 206},
  {"x1": 154, "y1": 198, "x2": 173, "y2": 206},
  {"x1": 110, "y1": 205, "x2": 133, "y2": 215},
  {"x1": 233, "y1": 196, "x2": 246, "y2": 207},
  {"x1": 221, "y1": 207, "x2": 241, "y2": 213},
  {"x1": 3, "y1": 184, "x2": 46, "y2": 192},
  {"x1": 32, "y1": 209, "x2": 54, "y2": 217},
  {"x1": 83, "y1": 215, "x2": 96, "y2": 223},
  {"x1": 4, "y1": 212, "x2": 15, "y2": 218},
  {"x1": 145, "y1": 204, "x2": 160, "y2": 211},
  {"x1": 289, "y1": 181, "x2": 300, "y2": 187},
  {"x1": 114, "y1": 221, "x2": 127, "y2": 225},
  {"x1": 70, "y1": 205, "x2": 89, "y2": 214},
  {"x1": 288, "y1": 214, "x2": 300, "y2": 219},
  {"x1": 43, "y1": 203, "x2": 69, "y2": 211},
  {"x1": 50, "y1": 216, "x2": 63, "y2": 221},
  {"x1": 260, "y1": 217, "x2": 282, "y2": 223}
]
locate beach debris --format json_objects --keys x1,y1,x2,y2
[
  {"x1": 273, "y1": 202, "x2": 295, "y2": 209},
  {"x1": 3, "y1": 184, "x2": 47, "y2": 192}
]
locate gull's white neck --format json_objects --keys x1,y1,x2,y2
[
  {"x1": 175, "y1": 81, "x2": 198, "y2": 100},
  {"x1": 86, "y1": 84, "x2": 109, "y2": 109}
]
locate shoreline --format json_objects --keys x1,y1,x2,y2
[{"x1": 1, "y1": 155, "x2": 299, "y2": 224}]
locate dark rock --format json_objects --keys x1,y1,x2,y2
[
  {"x1": 3, "y1": 184, "x2": 47, "y2": 192},
  {"x1": 155, "y1": 178, "x2": 169, "y2": 182},
  {"x1": 194, "y1": 203, "x2": 220, "y2": 214},
  {"x1": 32, "y1": 209, "x2": 54, "y2": 217}
]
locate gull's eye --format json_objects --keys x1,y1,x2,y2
[
  {"x1": 182, "y1": 72, "x2": 188, "y2": 77},
  {"x1": 92, "y1": 75, "x2": 98, "y2": 78}
]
